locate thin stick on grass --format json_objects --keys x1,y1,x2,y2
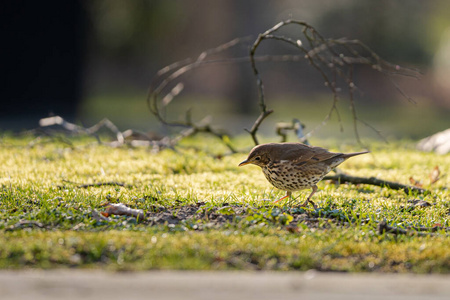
[
  {"x1": 61, "y1": 180, "x2": 132, "y2": 189},
  {"x1": 377, "y1": 220, "x2": 450, "y2": 236},
  {"x1": 6, "y1": 220, "x2": 45, "y2": 231},
  {"x1": 323, "y1": 173, "x2": 428, "y2": 194}
]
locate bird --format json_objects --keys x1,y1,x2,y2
[{"x1": 238, "y1": 143, "x2": 369, "y2": 208}]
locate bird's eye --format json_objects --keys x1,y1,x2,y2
[{"x1": 254, "y1": 156, "x2": 261, "y2": 161}]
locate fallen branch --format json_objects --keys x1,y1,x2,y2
[
  {"x1": 39, "y1": 116, "x2": 124, "y2": 144},
  {"x1": 35, "y1": 116, "x2": 178, "y2": 152},
  {"x1": 76, "y1": 182, "x2": 130, "y2": 188},
  {"x1": 5, "y1": 220, "x2": 45, "y2": 231},
  {"x1": 61, "y1": 180, "x2": 132, "y2": 189},
  {"x1": 378, "y1": 220, "x2": 421, "y2": 235},
  {"x1": 323, "y1": 173, "x2": 428, "y2": 194},
  {"x1": 377, "y1": 220, "x2": 449, "y2": 236}
]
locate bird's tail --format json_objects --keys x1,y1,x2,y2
[{"x1": 341, "y1": 151, "x2": 370, "y2": 159}]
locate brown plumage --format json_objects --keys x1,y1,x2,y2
[{"x1": 239, "y1": 143, "x2": 369, "y2": 208}]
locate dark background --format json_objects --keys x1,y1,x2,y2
[{"x1": 1, "y1": 0, "x2": 449, "y2": 139}]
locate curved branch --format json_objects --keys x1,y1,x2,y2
[
  {"x1": 247, "y1": 19, "x2": 421, "y2": 146},
  {"x1": 147, "y1": 19, "x2": 421, "y2": 151}
]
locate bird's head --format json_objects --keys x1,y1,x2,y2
[{"x1": 238, "y1": 144, "x2": 272, "y2": 168}]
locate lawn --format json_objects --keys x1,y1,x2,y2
[{"x1": 0, "y1": 134, "x2": 449, "y2": 272}]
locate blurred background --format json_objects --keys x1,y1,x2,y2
[{"x1": 2, "y1": 0, "x2": 450, "y2": 140}]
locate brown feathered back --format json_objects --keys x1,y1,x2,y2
[
  {"x1": 243, "y1": 142, "x2": 368, "y2": 168},
  {"x1": 250, "y1": 143, "x2": 342, "y2": 165}
]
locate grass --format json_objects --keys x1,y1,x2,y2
[{"x1": 0, "y1": 134, "x2": 449, "y2": 272}]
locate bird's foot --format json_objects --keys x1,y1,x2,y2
[{"x1": 298, "y1": 200, "x2": 317, "y2": 209}]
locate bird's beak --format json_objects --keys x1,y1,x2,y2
[{"x1": 238, "y1": 159, "x2": 250, "y2": 167}]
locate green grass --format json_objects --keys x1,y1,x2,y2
[{"x1": 1, "y1": 134, "x2": 449, "y2": 272}]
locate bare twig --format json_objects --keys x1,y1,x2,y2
[
  {"x1": 5, "y1": 220, "x2": 45, "y2": 231},
  {"x1": 377, "y1": 220, "x2": 449, "y2": 236},
  {"x1": 39, "y1": 116, "x2": 124, "y2": 144},
  {"x1": 147, "y1": 37, "x2": 254, "y2": 153},
  {"x1": 148, "y1": 19, "x2": 420, "y2": 149},
  {"x1": 378, "y1": 220, "x2": 416, "y2": 235},
  {"x1": 323, "y1": 173, "x2": 428, "y2": 194},
  {"x1": 244, "y1": 109, "x2": 273, "y2": 145},
  {"x1": 61, "y1": 180, "x2": 132, "y2": 189},
  {"x1": 276, "y1": 119, "x2": 308, "y2": 144},
  {"x1": 36, "y1": 116, "x2": 177, "y2": 151},
  {"x1": 247, "y1": 19, "x2": 420, "y2": 146}
]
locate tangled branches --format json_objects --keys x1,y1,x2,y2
[
  {"x1": 248, "y1": 19, "x2": 420, "y2": 145},
  {"x1": 147, "y1": 19, "x2": 420, "y2": 149},
  {"x1": 147, "y1": 37, "x2": 249, "y2": 153}
]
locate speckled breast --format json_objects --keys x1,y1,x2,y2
[{"x1": 262, "y1": 161, "x2": 331, "y2": 192}]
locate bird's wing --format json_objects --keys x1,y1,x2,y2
[{"x1": 279, "y1": 143, "x2": 342, "y2": 165}]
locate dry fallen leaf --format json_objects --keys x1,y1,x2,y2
[
  {"x1": 409, "y1": 176, "x2": 423, "y2": 188},
  {"x1": 104, "y1": 203, "x2": 145, "y2": 220},
  {"x1": 92, "y1": 209, "x2": 110, "y2": 222},
  {"x1": 285, "y1": 225, "x2": 300, "y2": 233},
  {"x1": 429, "y1": 166, "x2": 441, "y2": 184}
]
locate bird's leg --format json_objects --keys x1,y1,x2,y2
[
  {"x1": 307, "y1": 185, "x2": 318, "y2": 209},
  {"x1": 273, "y1": 191, "x2": 291, "y2": 203},
  {"x1": 299, "y1": 185, "x2": 318, "y2": 209}
]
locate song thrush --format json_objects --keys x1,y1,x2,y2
[{"x1": 239, "y1": 143, "x2": 368, "y2": 208}]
